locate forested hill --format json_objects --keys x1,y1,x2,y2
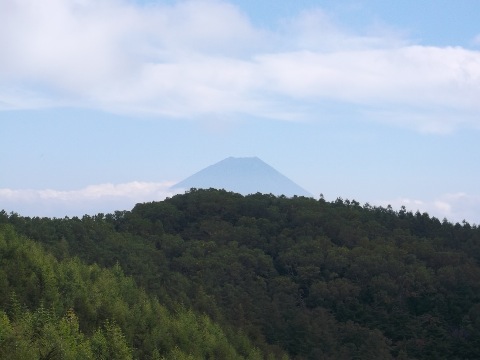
[
  {"x1": 0, "y1": 226, "x2": 267, "y2": 360},
  {"x1": 2, "y1": 188, "x2": 480, "y2": 359}
]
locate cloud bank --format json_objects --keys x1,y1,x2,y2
[
  {"x1": 0, "y1": 181, "x2": 180, "y2": 218},
  {"x1": 1, "y1": 0, "x2": 480, "y2": 132}
]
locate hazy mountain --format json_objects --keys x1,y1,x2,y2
[{"x1": 171, "y1": 157, "x2": 312, "y2": 197}]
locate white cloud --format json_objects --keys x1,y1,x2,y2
[
  {"x1": 280, "y1": 8, "x2": 408, "y2": 52},
  {"x1": 0, "y1": 181, "x2": 181, "y2": 217},
  {"x1": 377, "y1": 192, "x2": 480, "y2": 225},
  {"x1": 1, "y1": 0, "x2": 480, "y2": 132}
]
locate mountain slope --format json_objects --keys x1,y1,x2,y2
[
  {"x1": 0, "y1": 224, "x2": 267, "y2": 360},
  {"x1": 171, "y1": 157, "x2": 312, "y2": 197},
  {"x1": 6, "y1": 190, "x2": 480, "y2": 359}
]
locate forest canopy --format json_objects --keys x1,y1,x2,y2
[{"x1": 2, "y1": 188, "x2": 480, "y2": 359}]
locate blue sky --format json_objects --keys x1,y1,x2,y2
[{"x1": 1, "y1": 0, "x2": 480, "y2": 223}]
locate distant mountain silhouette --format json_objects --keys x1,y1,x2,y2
[{"x1": 171, "y1": 157, "x2": 312, "y2": 197}]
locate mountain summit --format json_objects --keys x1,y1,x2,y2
[{"x1": 171, "y1": 157, "x2": 312, "y2": 197}]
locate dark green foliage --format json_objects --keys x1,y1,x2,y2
[
  {"x1": 4, "y1": 188, "x2": 480, "y2": 359},
  {"x1": 0, "y1": 225, "x2": 265, "y2": 359}
]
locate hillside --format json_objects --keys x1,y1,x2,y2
[
  {"x1": 2, "y1": 189, "x2": 480, "y2": 359},
  {"x1": 0, "y1": 225, "x2": 268, "y2": 360}
]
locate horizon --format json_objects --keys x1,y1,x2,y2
[{"x1": 1, "y1": 0, "x2": 480, "y2": 223}]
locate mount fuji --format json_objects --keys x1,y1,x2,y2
[{"x1": 170, "y1": 157, "x2": 312, "y2": 197}]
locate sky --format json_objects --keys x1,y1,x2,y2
[{"x1": 1, "y1": 0, "x2": 480, "y2": 223}]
